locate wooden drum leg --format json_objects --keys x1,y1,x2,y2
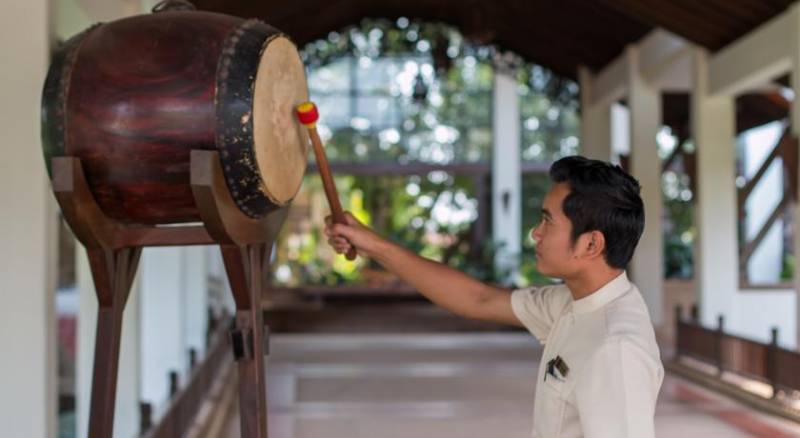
[
  {"x1": 221, "y1": 244, "x2": 271, "y2": 438},
  {"x1": 86, "y1": 247, "x2": 141, "y2": 438}
]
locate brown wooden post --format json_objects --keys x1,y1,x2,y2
[
  {"x1": 716, "y1": 315, "x2": 725, "y2": 376},
  {"x1": 139, "y1": 401, "x2": 153, "y2": 434},
  {"x1": 768, "y1": 327, "x2": 780, "y2": 399},
  {"x1": 169, "y1": 370, "x2": 179, "y2": 398},
  {"x1": 690, "y1": 304, "x2": 699, "y2": 321},
  {"x1": 674, "y1": 305, "x2": 683, "y2": 358},
  {"x1": 682, "y1": 150, "x2": 697, "y2": 203},
  {"x1": 781, "y1": 135, "x2": 798, "y2": 202},
  {"x1": 206, "y1": 306, "x2": 217, "y2": 348},
  {"x1": 472, "y1": 172, "x2": 489, "y2": 257},
  {"x1": 619, "y1": 153, "x2": 630, "y2": 173},
  {"x1": 86, "y1": 247, "x2": 141, "y2": 438},
  {"x1": 222, "y1": 244, "x2": 271, "y2": 438}
]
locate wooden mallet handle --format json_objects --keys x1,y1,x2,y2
[{"x1": 296, "y1": 102, "x2": 357, "y2": 261}]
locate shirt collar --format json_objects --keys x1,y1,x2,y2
[{"x1": 570, "y1": 271, "x2": 631, "y2": 314}]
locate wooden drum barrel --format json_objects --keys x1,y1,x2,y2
[{"x1": 41, "y1": 1, "x2": 309, "y2": 224}]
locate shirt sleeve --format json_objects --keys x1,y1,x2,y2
[
  {"x1": 510, "y1": 285, "x2": 571, "y2": 342},
  {"x1": 574, "y1": 339, "x2": 664, "y2": 438}
]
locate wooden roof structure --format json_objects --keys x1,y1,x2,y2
[{"x1": 193, "y1": 0, "x2": 796, "y2": 133}]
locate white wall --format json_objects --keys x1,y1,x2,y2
[
  {"x1": 728, "y1": 290, "x2": 797, "y2": 348},
  {"x1": 184, "y1": 246, "x2": 210, "y2": 358},
  {"x1": 140, "y1": 247, "x2": 187, "y2": 409},
  {"x1": 0, "y1": 0, "x2": 58, "y2": 436},
  {"x1": 140, "y1": 245, "x2": 216, "y2": 416}
]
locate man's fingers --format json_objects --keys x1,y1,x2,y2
[
  {"x1": 343, "y1": 211, "x2": 360, "y2": 226},
  {"x1": 328, "y1": 237, "x2": 349, "y2": 246},
  {"x1": 332, "y1": 244, "x2": 351, "y2": 254},
  {"x1": 331, "y1": 223, "x2": 354, "y2": 239},
  {"x1": 323, "y1": 212, "x2": 363, "y2": 254},
  {"x1": 327, "y1": 235, "x2": 353, "y2": 254}
]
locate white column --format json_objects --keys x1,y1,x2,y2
[
  {"x1": 610, "y1": 103, "x2": 631, "y2": 158},
  {"x1": 0, "y1": 0, "x2": 57, "y2": 435},
  {"x1": 692, "y1": 48, "x2": 738, "y2": 327},
  {"x1": 626, "y1": 46, "x2": 664, "y2": 326},
  {"x1": 492, "y1": 68, "x2": 522, "y2": 280},
  {"x1": 140, "y1": 248, "x2": 187, "y2": 409},
  {"x1": 578, "y1": 67, "x2": 613, "y2": 161}
]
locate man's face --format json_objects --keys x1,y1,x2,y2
[{"x1": 530, "y1": 183, "x2": 580, "y2": 278}]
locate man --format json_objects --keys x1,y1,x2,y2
[{"x1": 324, "y1": 155, "x2": 664, "y2": 437}]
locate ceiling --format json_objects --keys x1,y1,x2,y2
[{"x1": 192, "y1": 0, "x2": 796, "y2": 132}]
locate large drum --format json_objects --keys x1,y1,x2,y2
[{"x1": 41, "y1": 1, "x2": 309, "y2": 224}]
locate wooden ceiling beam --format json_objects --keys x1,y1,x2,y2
[
  {"x1": 494, "y1": 0, "x2": 649, "y2": 75},
  {"x1": 705, "y1": 0, "x2": 772, "y2": 25},
  {"x1": 596, "y1": 0, "x2": 731, "y2": 49}
]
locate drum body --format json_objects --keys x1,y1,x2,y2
[{"x1": 41, "y1": 6, "x2": 309, "y2": 224}]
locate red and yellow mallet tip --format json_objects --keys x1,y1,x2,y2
[{"x1": 295, "y1": 101, "x2": 319, "y2": 129}]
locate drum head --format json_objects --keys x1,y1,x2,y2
[{"x1": 253, "y1": 36, "x2": 309, "y2": 205}]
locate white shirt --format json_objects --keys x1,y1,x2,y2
[{"x1": 511, "y1": 272, "x2": 663, "y2": 438}]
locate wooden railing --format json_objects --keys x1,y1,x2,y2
[
  {"x1": 675, "y1": 305, "x2": 800, "y2": 398},
  {"x1": 140, "y1": 311, "x2": 232, "y2": 437}
]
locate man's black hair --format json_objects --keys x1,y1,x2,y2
[{"x1": 549, "y1": 155, "x2": 644, "y2": 269}]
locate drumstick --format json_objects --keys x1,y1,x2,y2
[{"x1": 295, "y1": 102, "x2": 358, "y2": 261}]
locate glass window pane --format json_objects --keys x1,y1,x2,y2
[
  {"x1": 314, "y1": 96, "x2": 351, "y2": 129},
  {"x1": 308, "y1": 58, "x2": 350, "y2": 94},
  {"x1": 356, "y1": 58, "x2": 399, "y2": 93}
]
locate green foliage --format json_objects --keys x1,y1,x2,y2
[
  {"x1": 272, "y1": 18, "x2": 583, "y2": 288},
  {"x1": 519, "y1": 68, "x2": 581, "y2": 163},
  {"x1": 660, "y1": 138, "x2": 695, "y2": 279},
  {"x1": 781, "y1": 253, "x2": 794, "y2": 281}
]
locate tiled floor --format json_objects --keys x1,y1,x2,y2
[{"x1": 224, "y1": 333, "x2": 800, "y2": 438}]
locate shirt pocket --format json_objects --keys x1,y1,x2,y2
[
  {"x1": 543, "y1": 374, "x2": 567, "y2": 398},
  {"x1": 539, "y1": 376, "x2": 568, "y2": 436}
]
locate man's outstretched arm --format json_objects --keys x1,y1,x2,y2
[{"x1": 325, "y1": 212, "x2": 522, "y2": 327}]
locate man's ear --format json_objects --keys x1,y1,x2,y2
[{"x1": 583, "y1": 230, "x2": 606, "y2": 260}]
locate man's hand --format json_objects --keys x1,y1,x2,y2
[{"x1": 324, "y1": 212, "x2": 384, "y2": 258}]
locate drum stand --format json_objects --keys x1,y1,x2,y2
[{"x1": 51, "y1": 150, "x2": 284, "y2": 438}]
